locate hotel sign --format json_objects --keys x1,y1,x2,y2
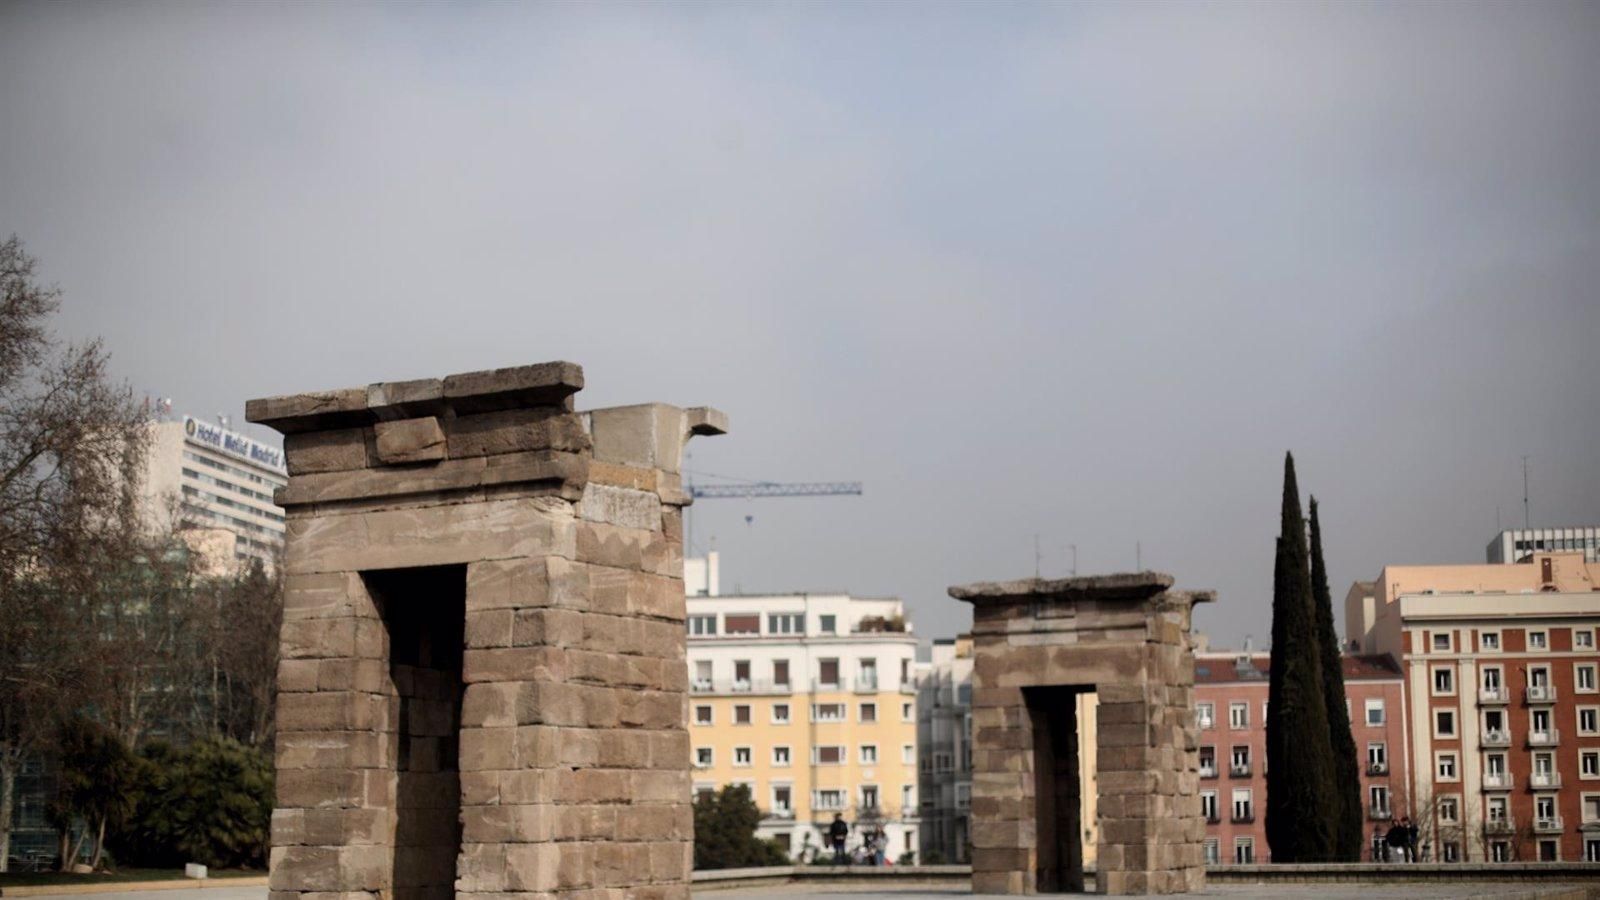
[{"x1": 184, "y1": 416, "x2": 285, "y2": 472}]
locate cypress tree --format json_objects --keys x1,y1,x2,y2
[
  {"x1": 1265, "y1": 453, "x2": 1338, "y2": 862},
  {"x1": 1309, "y1": 497, "x2": 1364, "y2": 861}
]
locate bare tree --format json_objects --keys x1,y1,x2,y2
[{"x1": 0, "y1": 235, "x2": 150, "y2": 871}]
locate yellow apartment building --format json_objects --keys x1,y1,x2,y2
[{"x1": 685, "y1": 553, "x2": 921, "y2": 861}]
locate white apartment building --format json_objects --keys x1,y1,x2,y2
[
  {"x1": 1487, "y1": 527, "x2": 1600, "y2": 564},
  {"x1": 142, "y1": 415, "x2": 287, "y2": 568},
  {"x1": 917, "y1": 636, "x2": 974, "y2": 863},
  {"x1": 685, "y1": 554, "x2": 921, "y2": 861}
]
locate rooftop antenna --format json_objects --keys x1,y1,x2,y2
[
  {"x1": 1136, "y1": 541, "x2": 1142, "y2": 571},
  {"x1": 1069, "y1": 543, "x2": 1078, "y2": 577},
  {"x1": 1034, "y1": 534, "x2": 1041, "y2": 579},
  {"x1": 1522, "y1": 456, "x2": 1530, "y2": 530}
]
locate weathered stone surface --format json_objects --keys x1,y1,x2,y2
[
  {"x1": 372, "y1": 416, "x2": 446, "y2": 464},
  {"x1": 251, "y1": 362, "x2": 724, "y2": 900}
]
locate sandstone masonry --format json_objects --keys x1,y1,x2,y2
[
  {"x1": 249, "y1": 362, "x2": 724, "y2": 900},
  {"x1": 951, "y1": 573, "x2": 1211, "y2": 896}
]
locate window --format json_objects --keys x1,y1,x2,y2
[
  {"x1": 694, "y1": 783, "x2": 717, "y2": 802},
  {"x1": 695, "y1": 747, "x2": 713, "y2": 768},
  {"x1": 1199, "y1": 746, "x2": 1218, "y2": 777},
  {"x1": 935, "y1": 752, "x2": 954, "y2": 772},
  {"x1": 1438, "y1": 795, "x2": 1459, "y2": 824},
  {"x1": 814, "y1": 746, "x2": 844, "y2": 765},
  {"x1": 1581, "y1": 750, "x2": 1600, "y2": 779},
  {"x1": 1579, "y1": 707, "x2": 1598, "y2": 736},
  {"x1": 1201, "y1": 791, "x2": 1218, "y2": 822},
  {"x1": 1538, "y1": 839, "x2": 1558, "y2": 862},
  {"x1": 902, "y1": 702, "x2": 914, "y2": 721},
  {"x1": 1577, "y1": 629, "x2": 1596, "y2": 650},
  {"x1": 694, "y1": 659, "x2": 713, "y2": 687},
  {"x1": 1434, "y1": 708, "x2": 1456, "y2": 738},
  {"x1": 903, "y1": 744, "x2": 915, "y2": 765},
  {"x1": 860, "y1": 785, "x2": 879, "y2": 811},
  {"x1": 903, "y1": 784, "x2": 915, "y2": 811},
  {"x1": 1490, "y1": 841, "x2": 1509, "y2": 862},
  {"x1": 1203, "y1": 839, "x2": 1220, "y2": 865},
  {"x1": 813, "y1": 789, "x2": 845, "y2": 810},
  {"x1": 819, "y1": 615, "x2": 837, "y2": 634},
  {"x1": 1196, "y1": 702, "x2": 1215, "y2": 729},
  {"x1": 1367, "y1": 742, "x2": 1388, "y2": 773},
  {"x1": 1589, "y1": 839, "x2": 1600, "y2": 863},
  {"x1": 1230, "y1": 745, "x2": 1250, "y2": 775},
  {"x1": 1487, "y1": 796, "x2": 1508, "y2": 823},
  {"x1": 734, "y1": 746, "x2": 752, "y2": 767},
  {"x1": 773, "y1": 659, "x2": 790, "y2": 688},
  {"x1": 1483, "y1": 665, "x2": 1504, "y2": 693},
  {"x1": 772, "y1": 784, "x2": 792, "y2": 814},
  {"x1": 724, "y1": 614, "x2": 760, "y2": 635},
  {"x1": 1529, "y1": 629, "x2": 1548, "y2": 651},
  {"x1": 860, "y1": 703, "x2": 878, "y2": 723},
  {"x1": 772, "y1": 703, "x2": 790, "y2": 724},
  {"x1": 1582, "y1": 794, "x2": 1600, "y2": 824},
  {"x1": 1365, "y1": 698, "x2": 1385, "y2": 726},
  {"x1": 954, "y1": 784, "x2": 969, "y2": 809},
  {"x1": 1532, "y1": 708, "x2": 1553, "y2": 738},
  {"x1": 860, "y1": 745, "x2": 878, "y2": 765},
  {"x1": 818, "y1": 658, "x2": 839, "y2": 687},
  {"x1": 1369, "y1": 784, "x2": 1389, "y2": 816},
  {"x1": 1536, "y1": 794, "x2": 1557, "y2": 826},
  {"x1": 1442, "y1": 841, "x2": 1460, "y2": 863},
  {"x1": 1533, "y1": 752, "x2": 1556, "y2": 785},
  {"x1": 1234, "y1": 837, "x2": 1254, "y2": 864},
  {"x1": 859, "y1": 658, "x2": 879, "y2": 689},
  {"x1": 1480, "y1": 630, "x2": 1501, "y2": 652},
  {"x1": 1432, "y1": 632, "x2": 1451, "y2": 652},
  {"x1": 1578, "y1": 664, "x2": 1598, "y2": 694},
  {"x1": 695, "y1": 705, "x2": 713, "y2": 725},
  {"x1": 1436, "y1": 752, "x2": 1458, "y2": 781},
  {"x1": 1485, "y1": 708, "x2": 1506, "y2": 734},
  {"x1": 768, "y1": 613, "x2": 803, "y2": 634},
  {"x1": 734, "y1": 704, "x2": 752, "y2": 725},
  {"x1": 1229, "y1": 702, "x2": 1249, "y2": 729},
  {"x1": 773, "y1": 746, "x2": 791, "y2": 766},
  {"x1": 1231, "y1": 789, "x2": 1252, "y2": 822},
  {"x1": 812, "y1": 703, "x2": 844, "y2": 722},
  {"x1": 688, "y1": 615, "x2": 717, "y2": 636},
  {"x1": 1432, "y1": 665, "x2": 1455, "y2": 695}
]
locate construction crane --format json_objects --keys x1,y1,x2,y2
[{"x1": 682, "y1": 476, "x2": 863, "y2": 556}]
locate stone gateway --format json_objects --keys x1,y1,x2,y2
[
  {"x1": 248, "y1": 362, "x2": 724, "y2": 900},
  {"x1": 951, "y1": 572, "x2": 1212, "y2": 895}
]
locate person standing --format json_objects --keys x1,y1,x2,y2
[
  {"x1": 1404, "y1": 817, "x2": 1419, "y2": 862},
  {"x1": 829, "y1": 813, "x2": 849, "y2": 864}
]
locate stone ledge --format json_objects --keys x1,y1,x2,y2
[{"x1": 950, "y1": 572, "x2": 1176, "y2": 605}]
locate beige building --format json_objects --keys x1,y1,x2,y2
[
  {"x1": 685, "y1": 554, "x2": 921, "y2": 862},
  {"x1": 1346, "y1": 552, "x2": 1600, "y2": 862},
  {"x1": 140, "y1": 415, "x2": 287, "y2": 569}
]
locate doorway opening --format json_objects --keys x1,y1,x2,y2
[
  {"x1": 365, "y1": 565, "x2": 466, "y2": 900},
  {"x1": 1024, "y1": 685, "x2": 1094, "y2": 893}
]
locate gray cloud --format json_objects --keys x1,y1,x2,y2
[{"x1": 3, "y1": 1, "x2": 1596, "y2": 647}]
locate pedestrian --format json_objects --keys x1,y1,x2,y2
[
  {"x1": 829, "y1": 813, "x2": 849, "y2": 864},
  {"x1": 1404, "y1": 817, "x2": 1419, "y2": 863},
  {"x1": 1383, "y1": 817, "x2": 1407, "y2": 863}
]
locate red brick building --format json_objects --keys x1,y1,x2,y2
[{"x1": 1193, "y1": 651, "x2": 1409, "y2": 864}]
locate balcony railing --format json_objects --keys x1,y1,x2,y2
[
  {"x1": 1529, "y1": 771, "x2": 1562, "y2": 789},
  {"x1": 1196, "y1": 717, "x2": 1215, "y2": 730},
  {"x1": 1481, "y1": 730, "x2": 1510, "y2": 748},
  {"x1": 1231, "y1": 812, "x2": 1255, "y2": 824},
  {"x1": 1368, "y1": 806, "x2": 1392, "y2": 821},
  {"x1": 1479, "y1": 685, "x2": 1509, "y2": 704},
  {"x1": 1229, "y1": 764, "x2": 1252, "y2": 778},
  {"x1": 1534, "y1": 816, "x2": 1564, "y2": 834},
  {"x1": 1205, "y1": 812, "x2": 1220, "y2": 824},
  {"x1": 1481, "y1": 772, "x2": 1514, "y2": 791},
  {"x1": 1367, "y1": 762, "x2": 1389, "y2": 776},
  {"x1": 1525, "y1": 685, "x2": 1557, "y2": 704},
  {"x1": 691, "y1": 679, "x2": 793, "y2": 696},
  {"x1": 855, "y1": 677, "x2": 879, "y2": 694},
  {"x1": 1484, "y1": 818, "x2": 1515, "y2": 835},
  {"x1": 1199, "y1": 766, "x2": 1219, "y2": 780},
  {"x1": 763, "y1": 809, "x2": 796, "y2": 821},
  {"x1": 1527, "y1": 729, "x2": 1560, "y2": 748},
  {"x1": 900, "y1": 681, "x2": 918, "y2": 695}
]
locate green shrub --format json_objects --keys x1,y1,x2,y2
[
  {"x1": 110, "y1": 738, "x2": 273, "y2": 868},
  {"x1": 692, "y1": 784, "x2": 789, "y2": 870}
]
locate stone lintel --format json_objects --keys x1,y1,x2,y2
[
  {"x1": 949, "y1": 571, "x2": 1176, "y2": 606},
  {"x1": 247, "y1": 362, "x2": 585, "y2": 434}
]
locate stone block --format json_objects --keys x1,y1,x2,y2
[
  {"x1": 373, "y1": 416, "x2": 447, "y2": 464},
  {"x1": 448, "y1": 407, "x2": 591, "y2": 458}
]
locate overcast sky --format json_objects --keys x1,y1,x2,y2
[{"x1": 3, "y1": 1, "x2": 1597, "y2": 649}]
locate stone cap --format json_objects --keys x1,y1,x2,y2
[
  {"x1": 950, "y1": 571, "x2": 1178, "y2": 605},
  {"x1": 246, "y1": 361, "x2": 584, "y2": 435}
]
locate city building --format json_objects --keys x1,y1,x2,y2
[
  {"x1": 1487, "y1": 527, "x2": 1600, "y2": 564},
  {"x1": 141, "y1": 414, "x2": 287, "y2": 568},
  {"x1": 684, "y1": 555, "x2": 921, "y2": 861},
  {"x1": 1193, "y1": 650, "x2": 1409, "y2": 865},
  {"x1": 917, "y1": 636, "x2": 973, "y2": 863},
  {"x1": 1346, "y1": 550, "x2": 1600, "y2": 862}
]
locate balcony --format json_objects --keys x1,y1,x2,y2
[
  {"x1": 1205, "y1": 811, "x2": 1220, "y2": 825},
  {"x1": 1529, "y1": 771, "x2": 1562, "y2": 790},
  {"x1": 763, "y1": 808, "x2": 796, "y2": 821},
  {"x1": 1527, "y1": 729, "x2": 1560, "y2": 748},
  {"x1": 1481, "y1": 772, "x2": 1514, "y2": 791},
  {"x1": 1481, "y1": 730, "x2": 1511, "y2": 748},
  {"x1": 1483, "y1": 817, "x2": 1515, "y2": 835},
  {"x1": 1479, "y1": 685, "x2": 1509, "y2": 705},
  {"x1": 1368, "y1": 806, "x2": 1392, "y2": 821},
  {"x1": 1230, "y1": 812, "x2": 1255, "y2": 824},
  {"x1": 1196, "y1": 716, "x2": 1215, "y2": 730},
  {"x1": 1229, "y1": 764, "x2": 1252, "y2": 779},
  {"x1": 691, "y1": 679, "x2": 793, "y2": 696},
  {"x1": 1199, "y1": 766, "x2": 1219, "y2": 780},
  {"x1": 900, "y1": 680, "x2": 918, "y2": 695},
  {"x1": 812, "y1": 677, "x2": 849, "y2": 692},
  {"x1": 1525, "y1": 685, "x2": 1557, "y2": 704},
  {"x1": 1367, "y1": 762, "x2": 1389, "y2": 776},
  {"x1": 1533, "y1": 816, "x2": 1564, "y2": 834}
]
